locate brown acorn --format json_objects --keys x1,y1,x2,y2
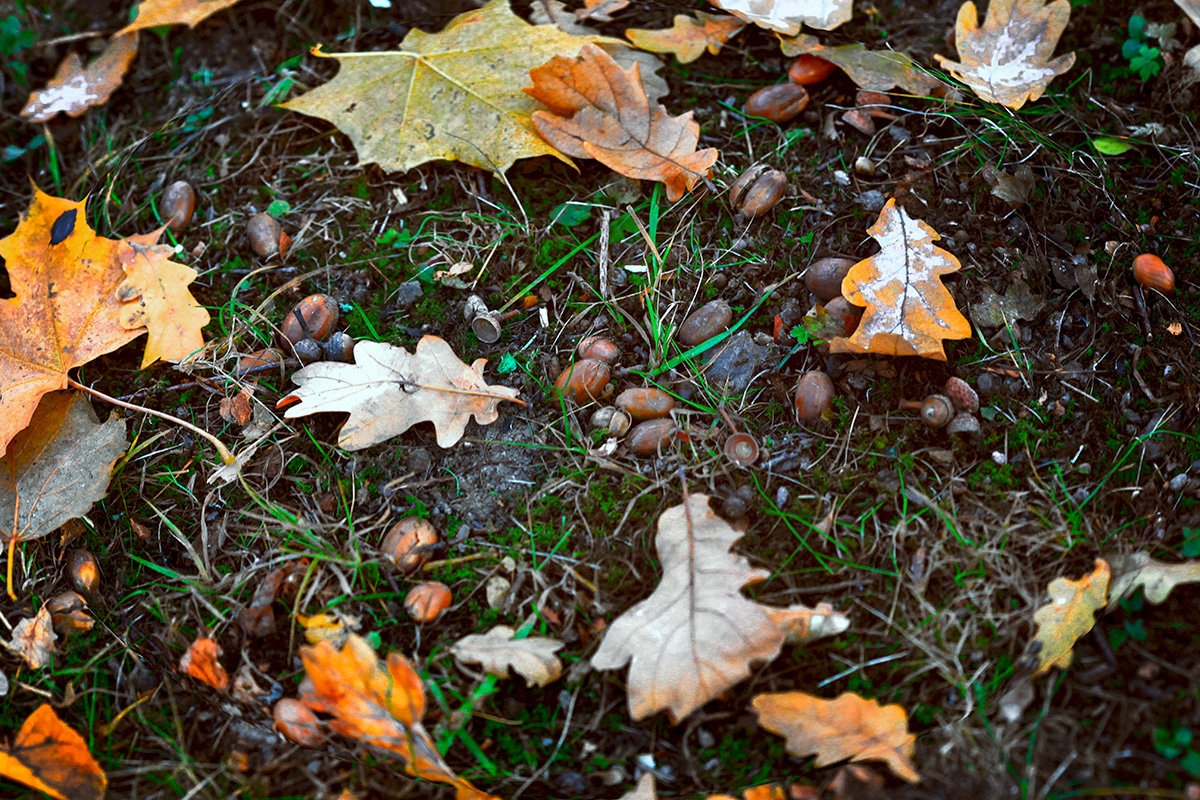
[
  {"x1": 323, "y1": 331, "x2": 355, "y2": 363},
  {"x1": 627, "y1": 418, "x2": 683, "y2": 456},
  {"x1": 247, "y1": 212, "x2": 289, "y2": 258},
  {"x1": 920, "y1": 394, "x2": 954, "y2": 428},
  {"x1": 405, "y1": 581, "x2": 452, "y2": 622},
  {"x1": 577, "y1": 335, "x2": 620, "y2": 363},
  {"x1": 281, "y1": 294, "x2": 339, "y2": 345},
  {"x1": 787, "y1": 54, "x2": 837, "y2": 85},
  {"x1": 615, "y1": 387, "x2": 675, "y2": 421},
  {"x1": 730, "y1": 167, "x2": 787, "y2": 218},
  {"x1": 804, "y1": 257, "x2": 857, "y2": 303},
  {"x1": 744, "y1": 83, "x2": 810, "y2": 123},
  {"x1": 274, "y1": 699, "x2": 323, "y2": 748},
  {"x1": 678, "y1": 300, "x2": 733, "y2": 347},
  {"x1": 160, "y1": 180, "x2": 196, "y2": 232},
  {"x1": 381, "y1": 517, "x2": 440, "y2": 571},
  {"x1": 66, "y1": 549, "x2": 99, "y2": 595},
  {"x1": 1132, "y1": 254, "x2": 1175, "y2": 295},
  {"x1": 794, "y1": 370, "x2": 834, "y2": 422},
  {"x1": 554, "y1": 358, "x2": 610, "y2": 403}
]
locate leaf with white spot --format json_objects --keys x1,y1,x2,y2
[
  {"x1": 22, "y1": 33, "x2": 138, "y2": 122},
  {"x1": 1031, "y1": 559, "x2": 1109, "y2": 675},
  {"x1": 710, "y1": 0, "x2": 853, "y2": 34}
]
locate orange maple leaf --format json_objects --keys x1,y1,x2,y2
[
  {"x1": 21, "y1": 33, "x2": 138, "y2": 123},
  {"x1": 526, "y1": 43, "x2": 718, "y2": 201},
  {"x1": 0, "y1": 704, "x2": 107, "y2": 800},
  {"x1": 300, "y1": 634, "x2": 497, "y2": 800},
  {"x1": 179, "y1": 636, "x2": 230, "y2": 691},
  {"x1": 116, "y1": 239, "x2": 210, "y2": 367},
  {"x1": 830, "y1": 198, "x2": 971, "y2": 360},
  {"x1": 118, "y1": 0, "x2": 246, "y2": 35}
]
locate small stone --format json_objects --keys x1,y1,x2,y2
[
  {"x1": 395, "y1": 281, "x2": 423, "y2": 307},
  {"x1": 702, "y1": 331, "x2": 769, "y2": 395},
  {"x1": 857, "y1": 189, "x2": 886, "y2": 211},
  {"x1": 976, "y1": 372, "x2": 998, "y2": 396},
  {"x1": 1169, "y1": 474, "x2": 1191, "y2": 492}
]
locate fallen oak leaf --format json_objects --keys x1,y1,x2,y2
[
  {"x1": 527, "y1": 43, "x2": 718, "y2": 202},
  {"x1": 450, "y1": 625, "x2": 565, "y2": 687},
  {"x1": 1106, "y1": 552, "x2": 1200, "y2": 609},
  {"x1": 625, "y1": 12, "x2": 745, "y2": 64},
  {"x1": 831, "y1": 198, "x2": 971, "y2": 360},
  {"x1": 300, "y1": 634, "x2": 498, "y2": 800},
  {"x1": 4, "y1": 605, "x2": 57, "y2": 669},
  {"x1": 752, "y1": 691, "x2": 919, "y2": 782},
  {"x1": 179, "y1": 636, "x2": 230, "y2": 691},
  {"x1": 280, "y1": 337, "x2": 522, "y2": 451},
  {"x1": 0, "y1": 704, "x2": 107, "y2": 800},
  {"x1": 711, "y1": 0, "x2": 853, "y2": 33},
  {"x1": 1031, "y1": 559, "x2": 1109, "y2": 675},
  {"x1": 21, "y1": 33, "x2": 138, "y2": 123},
  {"x1": 777, "y1": 34, "x2": 945, "y2": 95},
  {"x1": 118, "y1": 0, "x2": 246, "y2": 35}
]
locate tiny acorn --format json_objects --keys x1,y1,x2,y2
[{"x1": 787, "y1": 54, "x2": 837, "y2": 85}]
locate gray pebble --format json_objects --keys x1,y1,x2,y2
[
  {"x1": 857, "y1": 189, "x2": 887, "y2": 211},
  {"x1": 394, "y1": 280, "x2": 423, "y2": 307}
]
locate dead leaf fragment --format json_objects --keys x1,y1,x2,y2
[
  {"x1": 1107, "y1": 552, "x2": 1200, "y2": 609},
  {"x1": 970, "y1": 280, "x2": 1044, "y2": 329},
  {"x1": 4, "y1": 606, "x2": 57, "y2": 669},
  {"x1": 778, "y1": 34, "x2": 945, "y2": 94},
  {"x1": 934, "y1": 0, "x2": 1076, "y2": 109},
  {"x1": 625, "y1": 12, "x2": 745, "y2": 64},
  {"x1": 753, "y1": 691, "x2": 919, "y2": 782},
  {"x1": 982, "y1": 163, "x2": 1037, "y2": 205},
  {"x1": 831, "y1": 199, "x2": 971, "y2": 360},
  {"x1": 619, "y1": 773, "x2": 657, "y2": 799},
  {"x1": 282, "y1": 0, "x2": 622, "y2": 175},
  {"x1": 450, "y1": 625, "x2": 565, "y2": 687},
  {"x1": 300, "y1": 634, "x2": 498, "y2": 800},
  {"x1": 0, "y1": 704, "x2": 106, "y2": 800},
  {"x1": 527, "y1": 43, "x2": 718, "y2": 201},
  {"x1": 116, "y1": 236, "x2": 210, "y2": 367},
  {"x1": 1032, "y1": 559, "x2": 1109, "y2": 675},
  {"x1": 0, "y1": 392, "x2": 127, "y2": 548},
  {"x1": 22, "y1": 33, "x2": 138, "y2": 122},
  {"x1": 591, "y1": 495, "x2": 845, "y2": 721},
  {"x1": 119, "y1": 0, "x2": 245, "y2": 34},
  {"x1": 281, "y1": 337, "x2": 521, "y2": 450},
  {"x1": 711, "y1": 0, "x2": 853, "y2": 34},
  {"x1": 180, "y1": 636, "x2": 230, "y2": 691},
  {"x1": 578, "y1": 0, "x2": 629, "y2": 22}
]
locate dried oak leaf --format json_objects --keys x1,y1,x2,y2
[
  {"x1": 281, "y1": 337, "x2": 520, "y2": 450},
  {"x1": 21, "y1": 33, "x2": 138, "y2": 123},
  {"x1": 0, "y1": 188, "x2": 202, "y2": 452},
  {"x1": 778, "y1": 34, "x2": 945, "y2": 95},
  {"x1": 450, "y1": 625, "x2": 565, "y2": 687},
  {"x1": 752, "y1": 691, "x2": 919, "y2": 782},
  {"x1": 1, "y1": 392, "x2": 127, "y2": 550},
  {"x1": 179, "y1": 636, "x2": 230, "y2": 691},
  {"x1": 710, "y1": 0, "x2": 852, "y2": 34},
  {"x1": 577, "y1": 0, "x2": 630, "y2": 22},
  {"x1": 118, "y1": 0, "x2": 245, "y2": 34},
  {"x1": 0, "y1": 704, "x2": 106, "y2": 800},
  {"x1": 116, "y1": 239, "x2": 210, "y2": 367},
  {"x1": 934, "y1": 0, "x2": 1076, "y2": 110},
  {"x1": 4, "y1": 606, "x2": 57, "y2": 669},
  {"x1": 625, "y1": 12, "x2": 745, "y2": 64},
  {"x1": 590, "y1": 495, "x2": 847, "y2": 721},
  {"x1": 1032, "y1": 559, "x2": 1109, "y2": 675},
  {"x1": 527, "y1": 43, "x2": 718, "y2": 202},
  {"x1": 830, "y1": 199, "x2": 971, "y2": 360},
  {"x1": 281, "y1": 0, "x2": 622, "y2": 175},
  {"x1": 300, "y1": 634, "x2": 498, "y2": 800},
  {"x1": 1106, "y1": 552, "x2": 1200, "y2": 609}
]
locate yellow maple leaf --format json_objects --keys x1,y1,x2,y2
[
  {"x1": 119, "y1": 0, "x2": 245, "y2": 35},
  {"x1": 116, "y1": 234, "x2": 210, "y2": 367}
]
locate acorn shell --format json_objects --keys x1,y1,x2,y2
[
  {"x1": 381, "y1": 518, "x2": 440, "y2": 571},
  {"x1": 405, "y1": 581, "x2": 452, "y2": 622},
  {"x1": 787, "y1": 54, "x2": 837, "y2": 85},
  {"x1": 723, "y1": 433, "x2": 759, "y2": 467},
  {"x1": 282, "y1": 294, "x2": 339, "y2": 345},
  {"x1": 920, "y1": 394, "x2": 954, "y2": 428}
]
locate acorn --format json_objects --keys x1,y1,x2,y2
[
  {"x1": 627, "y1": 418, "x2": 683, "y2": 456},
  {"x1": 274, "y1": 699, "x2": 323, "y2": 748},
  {"x1": 804, "y1": 257, "x2": 857, "y2": 303},
  {"x1": 744, "y1": 83, "x2": 810, "y2": 123},
  {"x1": 405, "y1": 581, "x2": 452, "y2": 622},
  {"x1": 66, "y1": 549, "x2": 99, "y2": 595},
  {"x1": 160, "y1": 180, "x2": 196, "y2": 232},
  {"x1": 470, "y1": 311, "x2": 503, "y2": 344},
  {"x1": 729, "y1": 166, "x2": 787, "y2": 218},
  {"x1": 554, "y1": 359, "x2": 610, "y2": 403},
  {"x1": 723, "y1": 433, "x2": 759, "y2": 467},
  {"x1": 247, "y1": 212, "x2": 289, "y2": 258},
  {"x1": 381, "y1": 517, "x2": 440, "y2": 571},
  {"x1": 944, "y1": 377, "x2": 979, "y2": 413},
  {"x1": 615, "y1": 387, "x2": 675, "y2": 421},
  {"x1": 577, "y1": 335, "x2": 620, "y2": 363},
  {"x1": 281, "y1": 294, "x2": 339, "y2": 345},
  {"x1": 1132, "y1": 254, "x2": 1175, "y2": 295},
  {"x1": 678, "y1": 300, "x2": 733, "y2": 347},
  {"x1": 920, "y1": 394, "x2": 954, "y2": 428},
  {"x1": 590, "y1": 407, "x2": 632, "y2": 437},
  {"x1": 787, "y1": 54, "x2": 837, "y2": 85},
  {"x1": 323, "y1": 331, "x2": 355, "y2": 363},
  {"x1": 794, "y1": 370, "x2": 834, "y2": 422}
]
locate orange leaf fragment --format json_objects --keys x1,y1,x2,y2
[
  {"x1": 118, "y1": 0, "x2": 245, "y2": 35},
  {"x1": 831, "y1": 199, "x2": 971, "y2": 360},
  {"x1": 527, "y1": 43, "x2": 718, "y2": 202},
  {"x1": 4, "y1": 605, "x2": 57, "y2": 669},
  {"x1": 1031, "y1": 559, "x2": 1109, "y2": 675},
  {"x1": 752, "y1": 691, "x2": 919, "y2": 783},
  {"x1": 0, "y1": 704, "x2": 107, "y2": 800},
  {"x1": 179, "y1": 636, "x2": 230, "y2": 691},
  {"x1": 299, "y1": 634, "x2": 498, "y2": 800},
  {"x1": 21, "y1": 33, "x2": 138, "y2": 123},
  {"x1": 625, "y1": 12, "x2": 745, "y2": 64}
]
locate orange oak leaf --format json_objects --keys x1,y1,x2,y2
[
  {"x1": 752, "y1": 691, "x2": 919, "y2": 782},
  {"x1": 0, "y1": 704, "x2": 106, "y2": 800},
  {"x1": 0, "y1": 188, "x2": 181, "y2": 452},
  {"x1": 179, "y1": 636, "x2": 230, "y2": 690},
  {"x1": 118, "y1": 0, "x2": 245, "y2": 35},
  {"x1": 830, "y1": 198, "x2": 971, "y2": 360},
  {"x1": 116, "y1": 239, "x2": 209, "y2": 367},
  {"x1": 527, "y1": 43, "x2": 718, "y2": 202},
  {"x1": 590, "y1": 495, "x2": 848, "y2": 721},
  {"x1": 1032, "y1": 559, "x2": 1109, "y2": 675},
  {"x1": 300, "y1": 634, "x2": 498, "y2": 800},
  {"x1": 21, "y1": 33, "x2": 138, "y2": 123},
  {"x1": 625, "y1": 12, "x2": 745, "y2": 64},
  {"x1": 4, "y1": 605, "x2": 57, "y2": 669},
  {"x1": 933, "y1": 0, "x2": 1076, "y2": 109},
  {"x1": 280, "y1": 337, "x2": 522, "y2": 450}
]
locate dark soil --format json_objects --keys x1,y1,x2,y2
[{"x1": 1, "y1": 1, "x2": 1199, "y2": 799}]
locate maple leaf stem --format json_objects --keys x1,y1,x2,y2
[{"x1": 66, "y1": 378, "x2": 236, "y2": 465}]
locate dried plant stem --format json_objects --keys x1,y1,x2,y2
[{"x1": 67, "y1": 378, "x2": 235, "y2": 465}]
